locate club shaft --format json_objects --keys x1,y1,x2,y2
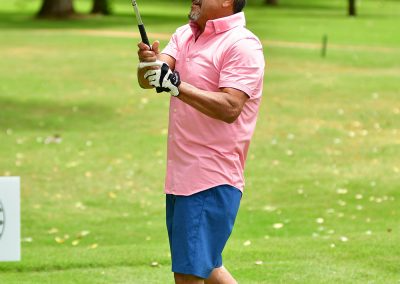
[{"x1": 132, "y1": 0, "x2": 150, "y2": 47}]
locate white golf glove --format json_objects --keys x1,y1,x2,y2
[{"x1": 144, "y1": 62, "x2": 181, "y2": 97}]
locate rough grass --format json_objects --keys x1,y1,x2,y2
[{"x1": 0, "y1": 0, "x2": 399, "y2": 283}]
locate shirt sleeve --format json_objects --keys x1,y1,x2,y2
[
  {"x1": 161, "y1": 31, "x2": 179, "y2": 59},
  {"x1": 219, "y1": 38, "x2": 265, "y2": 98}
]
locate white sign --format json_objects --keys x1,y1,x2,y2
[{"x1": 0, "y1": 177, "x2": 21, "y2": 262}]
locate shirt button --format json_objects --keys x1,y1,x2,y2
[{"x1": 173, "y1": 108, "x2": 177, "y2": 113}]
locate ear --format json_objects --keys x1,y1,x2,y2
[{"x1": 222, "y1": 0, "x2": 234, "y2": 9}]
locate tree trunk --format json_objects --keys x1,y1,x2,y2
[
  {"x1": 265, "y1": 0, "x2": 278, "y2": 5},
  {"x1": 37, "y1": 0, "x2": 75, "y2": 18},
  {"x1": 91, "y1": 0, "x2": 111, "y2": 15},
  {"x1": 348, "y1": 0, "x2": 356, "y2": 16}
]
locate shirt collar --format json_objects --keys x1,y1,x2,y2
[{"x1": 190, "y1": 12, "x2": 246, "y2": 37}]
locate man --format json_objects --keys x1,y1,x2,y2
[{"x1": 137, "y1": 0, "x2": 265, "y2": 283}]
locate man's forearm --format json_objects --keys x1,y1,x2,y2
[{"x1": 177, "y1": 82, "x2": 243, "y2": 124}]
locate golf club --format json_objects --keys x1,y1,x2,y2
[
  {"x1": 131, "y1": 0, "x2": 163, "y2": 70},
  {"x1": 131, "y1": 0, "x2": 150, "y2": 47}
]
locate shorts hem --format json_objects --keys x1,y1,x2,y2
[{"x1": 172, "y1": 266, "x2": 212, "y2": 279}]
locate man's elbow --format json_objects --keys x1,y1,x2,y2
[{"x1": 223, "y1": 109, "x2": 241, "y2": 124}]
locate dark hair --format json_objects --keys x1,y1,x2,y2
[{"x1": 233, "y1": 0, "x2": 246, "y2": 13}]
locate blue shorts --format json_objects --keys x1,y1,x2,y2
[{"x1": 166, "y1": 184, "x2": 242, "y2": 279}]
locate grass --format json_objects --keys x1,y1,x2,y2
[{"x1": 0, "y1": 0, "x2": 399, "y2": 283}]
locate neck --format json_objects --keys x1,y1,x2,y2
[{"x1": 196, "y1": 11, "x2": 234, "y2": 33}]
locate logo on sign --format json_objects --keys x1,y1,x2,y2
[{"x1": 0, "y1": 200, "x2": 4, "y2": 240}]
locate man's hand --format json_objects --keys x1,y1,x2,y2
[
  {"x1": 138, "y1": 41, "x2": 160, "y2": 63},
  {"x1": 144, "y1": 63, "x2": 181, "y2": 97},
  {"x1": 137, "y1": 41, "x2": 161, "y2": 89}
]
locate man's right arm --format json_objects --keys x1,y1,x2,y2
[{"x1": 137, "y1": 41, "x2": 176, "y2": 89}]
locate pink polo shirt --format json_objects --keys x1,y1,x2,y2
[{"x1": 162, "y1": 12, "x2": 265, "y2": 196}]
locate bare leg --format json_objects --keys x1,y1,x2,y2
[
  {"x1": 205, "y1": 266, "x2": 237, "y2": 284},
  {"x1": 174, "y1": 273, "x2": 205, "y2": 284}
]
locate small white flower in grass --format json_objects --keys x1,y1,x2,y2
[
  {"x1": 141, "y1": 98, "x2": 149, "y2": 104},
  {"x1": 286, "y1": 150, "x2": 293, "y2": 156},
  {"x1": 86, "y1": 140, "x2": 93, "y2": 147},
  {"x1": 89, "y1": 243, "x2": 98, "y2": 249},
  {"x1": 372, "y1": 92, "x2": 379, "y2": 99},
  {"x1": 337, "y1": 109, "x2": 344, "y2": 115},
  {"x1": 330, "y1": 243, "x2": 336, "y2": 248},
  {"x1": 297, "y1": 189, "x2": 304, "y2": 195},
  {"x1": 263, "y1": 205, "x2": 277, "y2": 212},
  {"x1": 75, "y1": 202, "x2": 86, "y2": 210},
  {"x1": 356, "y1": 205, "x2": 363, "y2": 211},
  {"x1": 264, "y1": 235, "x2": 270, "y2": 239},
  {"x1": 366, "y1": 230, "x2": 372, "y2": 235},
  {"x1": 272, "y1": 160, "x2": 280, "y2": 166},
  {"x1": 334, "y1": 138, "x2": 342, "y2": 144},
  {"x1": 151, "y1": 262, "x2": 159, "y2": 267},
  {"x1": 243, "y1": 240, "x2": 251, "y2": 246},
  {"x1": 312, "y1": 233, "x2": 319, "y2": 238},
  {"x1": 336, "y1": 188, "x2": 348, "y2": 195},
  {"x1": 340, "y1": 236, "x2": 348, "y2": 242},
  {"x1": 55, "y1": 237, "x2": 65, "y2": 244},
  {"x1": 355, "y1": 194, "x2": 363, "y2": 200},
  {"x1": 337, "y1": 200, "x2": 346, "y2": 206},
  {"x1": 21, "y1": 237, "x2": 33, "y2": 243},
  {"x1": 77, "y1": 230, "x2": 90, "y2": 238},
  {"x1": 287, "y1": 133, "x2": 295, "y2": 140},
  {"x1": 255, "y1": 260, "x2": 263, "y2": 265},
  {"x1": 366, "y1": 218, "x2": 371, "y2": 223},
  {"x1": 326, "y1": 208, "x2": 335, "y2": 214},
  {"x1": 337, "y1": 212, "x2": 344, "y2": 218},
  {"x1": 72, "y1": 240, "x2": 80, "y2": 246},
  {"x1": 48, "y1": 228, "x2": 59, "y2": 234},
  {"x1": 348, "y1": 131, "x2": 356, "y2": 138},
  {"x1": 328, "y1": 230, "x2": 335, "y2": 234},
  {"x1": 273, "y1": 223, "x2": 284, "y2": 229},
  {"x1": 361, "y1": 130, "x2": 368, "y2": 136},
  {"x1": 316, "y1": 218, "x2": 324, "y2": 224},
  {"x1": 376, "y1": 198, "x2": 383, "y2": 203}
]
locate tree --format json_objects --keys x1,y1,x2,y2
[
  {"x1": 37, "y1": 0, "x2": 75, "y2": 18},
  {"x1": 265, "y1": 0, "x2": 278, "y2": 5},
  {"x1": 348, "y1": 0, "x2": 356, "y2": 16},
  {"x1": 91, "y1": 0, "x2": 111, "y2": 15}
]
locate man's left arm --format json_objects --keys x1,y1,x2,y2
[{"x1": 177, "y1": 83, "x2": 248, "y2": 124}]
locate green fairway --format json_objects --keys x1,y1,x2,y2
[{"x1": 0, "y1": 0, "x2": 399, "y2": 283}]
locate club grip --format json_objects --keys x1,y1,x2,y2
[{"x1": 138, "y1": 24, "x2": 150, "y2": 47}]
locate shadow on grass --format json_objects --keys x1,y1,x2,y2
[
  {"x1": 0, "y1": 96, "x2": 114, "y2": 131},
  {"x1": 0, "y1": 11, "x2": 187, "y2": 30}
]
